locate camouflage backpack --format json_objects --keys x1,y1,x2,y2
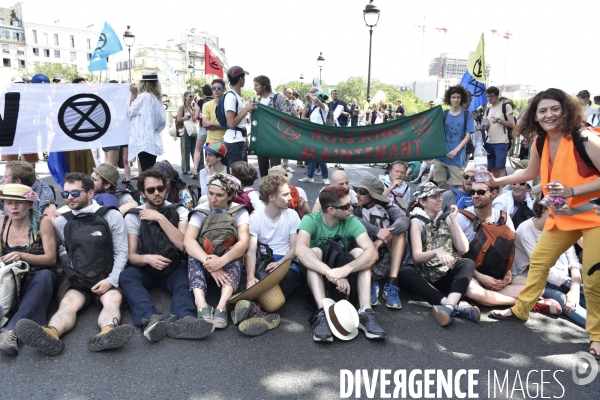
[
  {"x1": 189, "y1": 205, "x2": 244, "y2": 256},
  {"x1": 410, "y1": 212, "x2": 459, "y2": 282}
]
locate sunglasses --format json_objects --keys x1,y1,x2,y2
[
  {"x1": 469, "y1": 189, "x2": 489, "y2": 196},
  {"x1": 355, "y1": 188, "x2": 370, "y2": 196},
  {"x1": 463, "y1": 174, "x2": 475, "y2": 181},
  {"x1": 145, "y1": 185, "x2": 166, "y2": 195},
  {"x1": 212, "y1": 86, "x2": 224, "y2": 91},
  {"x1": 512, "y1": 183, "x2": 527, "y2": 186},
  {"x1": 331, "y1": 203, "x2": 352, "y2": 211},
  {"x1": 60, "y1": 190, "x2": 83, "y2": 199}
]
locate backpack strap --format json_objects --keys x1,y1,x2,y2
[
  {"x1": 352, "y1": 205, "x2": 364, "y2": 219},
  {"x1": 188, "y1": 208, "x2": 210, "y2": 221},
  {"x1": 497, "y1": 210, "x2": 507, "y2": 226},
  {"x1": 535, "y1": 134, "x2": 545, "y2": 157},
  {"x1": 227, "y1": 204, "x2": 245, "y2": 215},
  {"x1": 94, "y1": 206, "x2": 119, "y2": 218},
  {"x1": 62, "y1": 211, "x2": 75, "y2": 221},
  {"x1": 573, "y1": 127, "x2": 600, "y2": 174}
]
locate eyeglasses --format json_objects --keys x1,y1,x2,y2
[
  {"x1": 469, "y1": 189, "x2": 489, "y2": 196},
  {"x1": 331, "y1": 203, "x2": 352, "y2": 211},
  {"x1": 60, "y1": 190, "x2": 83, "y2": 199},
  {"x1": 463, "y1": 174, "x2": 475, "y2": 181},
  {"x1": 355, "y1": 188, "x2": 370, "y2": 196},
  {"x1": 513, "y1": 183, "x2": 527, "y2": 186},
  {"x1": 145, "y1": 185, "x2": 166, "y2": 195},
  {"x1": 212, "y1": 86, "x2": 224, "y2": 91}
]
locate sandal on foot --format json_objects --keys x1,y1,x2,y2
[
  {"x1": 130, "y1": 175, "x2": 139, "y2": 180},
  {"x1": 191, "y1": 172, "x2": 199, "y2": 179},
  {"x1": 121, "y1": 179, "x2": 130, "y2": 184},
  {"x1": 588, "y1": 342, "x2": 600, "y2": 360},
  {"x1": 489, "y1": 310, "x2": 524, "y2": 321}
]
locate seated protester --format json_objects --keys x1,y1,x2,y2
[
  {"x1": 120, "y1": 169, "x2": 213, "y2": 342},
  {"x1": 296, "y1": 185, "x2": 386, "y2": 342},
  {"x1": 492, "y1": 180, "x2": 535, "y2": 229},
  {"x1": 91, "y1": 163, "x2": 138, "y2": 215},
  {"x1": 267, "y1": 166, "x2": 310, "y2": 218},
  {"x1": 441, "y1": 165, "x2": 475, "y2": 213},
  {"x1": 399, "y1": 183, "x2": 480, "y2": 326},
  {"x1": 312, "y1": 171, "x2": 358, "y2": 212},
  {"x1": 16, "y1": 173, "x2": 132, "y2": 356},
  {"x1": 0, "y1": 184, "x2": 58, "y2": 356},
  {"x1": 380, "y1": 161, "x2": 412, "y2": 209},
  {"x1": 229, "y1": 161, "x2": 263, "y2": 213},
  {"x1": 411, "y1": 159, "x2": 435, "y2": 184},
  {"x1": 352, "y1": 175, "x2": 409, "y2": 309},
  {"x1": 152, "y1": 160, "x2": 194, "y2": 210},
  {"x1": 184, "y1": 174, "x2": 250, "y2": 330},
  {"x1": 237, "y1": 174, "x2": 302, "y2": 336},
  {"x1": 1, "y1": 161, "x2": 57, "y2": 220},
  {"x1": 199, "y1": 142, "x2": 228, "y2": 197},
  {"x1": 406, "y1": 161, "x2": 421, "y2": 182},
  {"x1": 513, "y1": 197, "x2": 582, "y2": 325}
]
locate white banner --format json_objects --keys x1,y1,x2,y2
[{"x1": 0, "y1": 83, "x2": 132, "y2": 155}]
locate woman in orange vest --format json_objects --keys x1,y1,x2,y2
[{"x1": 485, "y1": 88, "x2": 600, "y2": 359}]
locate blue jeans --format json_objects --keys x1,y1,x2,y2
[
  {"x1": 543, "y1": 283, "x2": 587, "y2": 327},
  {"x1": 273, "y1": 254, "x2": 301, "y2": 298},
  {"x1": 224, "y1": 141, "x2": 247, "y2": 167},
  {"x1": 484, "y1": 142, "x2": 509, "y2": 169},
  {"x1": 306, "y1": 162, "x2": 328, "y2": 179},
  {"x1": 119, "y1": 261, "x2": 196, "y2": 327}
]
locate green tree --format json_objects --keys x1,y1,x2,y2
[
  {"x1": 512, "y1": 99, "x2": 528, "y2": 117},
  {"x1": 186, "y1": 76, "x2": 211, "y2": 96},
  {"x1": 274, "y1": 81, "x2": 313, "y2": 100}
]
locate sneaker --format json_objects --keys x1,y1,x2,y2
[
  {"x1": 370, "y1": 281, "x2": 380, "y2": 306},
  {"x1": 432, "y1": 305, "x2": 453, "y2": 327},
  {"x1": 239, "y1": 312, "x2": 280, "y2": 336},
  {"x1": 323, "y1": 179, "x2": 331, "y2": 185},
  {"x1": 141, "y1": 314, "x2": 176, "y2": 342},
  {"x1": 298, "y1": 177, "x2": 314, "y2": 183},
  {"x1": 315, "y1": 170, "x2": 322, "y2": 176},
  {"x1": 232, "y1": 300, "x2": 262, "y2": 325},
  {"x1": 167, "y1": 315, "x2": 213, "y2": 339},
  {"x1": 454, "y1": 301, "x2": 481, "y2": 322},
  {"x1": 285, "y1": 166, "x2": 295, "y2": 173},
  {"x1": 383, "y1": 283, "x2": 402, "y2": 309},
  {"x1": 15, "y1": 319, "x2": 64, "y2": 356},
  {"x1": 213, "y1": 309, "x2": 228, "y2": 329},
  {"x1": 297, "y1": 161, "x2": 305, "y2": 168},
  {"x1": 358, "y1": 309, "x2": 386, "y2": 339},
  {"x1": 336, "y1": 164, "x2": 344, "y2": 170},
  {"x1": 311, "y1": 309, "x2": 333, "y2": 342},
  {"x1": 0, "y1": 329, "x2": 18, "y2": 356},
  {"x1": 88, "y1": 324, "x2": 135, "y2": 352},
  {"x1": 533, "y1": 298, "x2": 562, "y2": 315}
]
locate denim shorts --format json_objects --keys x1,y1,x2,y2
[
  {"x1": 484, "y1": 142, "x2": 509, "y2": 169},
  {"x1": 102, "y1": 146, "x2": 121, "y2": 152}
]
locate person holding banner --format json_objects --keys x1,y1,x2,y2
[
  {"x1": 128, "y1": 71, "x2": 166, "y2": 172},
  {"x1": 299, "y1": 88, "x2": 330, "y2": 185}
]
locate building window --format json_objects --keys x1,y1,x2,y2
[
  {"x1": 32, "y1": 29, "x2": 37, "y2": 43},
  {"x1": 17, "y1": 50, "x2": 24, "y2": 55},
  {"x1": 87, "y1": 53, "x2": 92, "y2": 61},
  {"x1": 3, "y1": 59, "x2": 10, "y2": 67},
  {"x1": 44, "y1": 62, "x2": 50, "y2": 66},
  {"x1": 54, "y1": 33, "x2": 59, "y2": 46},
  {"x1": 0, "y1": 18, "x2": 4, "y2": 25},
  {"x1": 54, "y1": 50, "x2": 60, "y2": 58},
  {"x1": 70, "y1": 51, "x2": 76, "y2": 60},
  {"x1": 43, "y1": 32, "x2": 48, "y2": 45},
  {"x1": 32, "y1": 47, "x2": 39, "y2": 56},
  {"x1": 87, "y1": 38, "x2": 91, "y2": 49},
  {"x1": 44, "y1": 49, "x2": 50, "y2": 57},
  {"x1": 19, "y1": 59, "x2": 25, "y2": 68},
  {"x1": 2, "y1": 44, "x2": 8, "y2": 53},
  {"x1": 0, "y1": 30, "x2": 8, "y2": 39},
  {"x1": 70, "y1": 35, "x2": 74, "y2": 48}
]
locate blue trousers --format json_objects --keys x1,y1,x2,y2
[
  {"x1": 119, "y1": 261, "x2": 196, "y2": 327},
  {"x1": 306, "y1": 162, "x2": 328, "y2": 179},
  {"x1": 224, "y1": 141, "x2": 247, "y2": 167},
  {"x1": 3, "y1": 269, "x2": 57, "y2": 330},
  {"x1": 543, "y1": 283, "x2": 587, "y2": 327}
]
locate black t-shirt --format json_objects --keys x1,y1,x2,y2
[
  {"x1": 328, "y1": 100, "x2": 350, "y2": 127},
  {"x1": 396, "y1": 105, "x2": 405, "y2": 115},
  {"x1": 197, "y1": 96, "x2": 214, "y2": 113}
]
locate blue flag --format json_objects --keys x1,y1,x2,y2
[
  {"x1": 460, "y1": 70, "x2": 487, "y2": 112},
  {"x1": 89, "y1": 22, "x2": 123, "y2": 72}
]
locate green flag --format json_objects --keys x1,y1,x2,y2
[{"x1": 249, "y1": 105, "x2": 447, "y2": 163}]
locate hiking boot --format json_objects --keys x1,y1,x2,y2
[
  {"x1": 15, "y1": 319, "x2": 64, "y2": 356},
  {"x1": 454, "y1": 302, "x2": 481, "y2": 322},
  {"x1": 141, "y1": 314, "x2": 176, "y2": 342},
  {"x1": 0, "y1": 329, "x2": 18, "y2": 356},
  {"x1": 213, "y1": 309, "x2": 228, "y2": 329},
  {"x1": 383, "y1": 283, "x2": 402, "y2": 309},
  {"x1": 299, "y1": 177, "x2": 314, "y2": 183},
  {"x1": 87, "y1": 324, "x2": 134, "y2": 352},
  {"x1": 533, "y1": 298, "x2": 562, "y2": 315},
  {"x1": 311, "y1": 309, "x2": 333, "y2": 342},
  {"x1": 432, "y1": 305, "x2": 453, "y2": 327},
  {"x1": 239, "y1": 312, "x2": 280, "y2": 337},
  {"x1": 358, "y1": 308, "x2": 386, "y2": 339},
  {"x1": 166, "y1": 316, "x2": 214, "y2": 339},
  {"x1": 371, "y1": 281, "x2": 380, "y2": 306},
  {"x1": 232, "y1": 300, "x2": 262, "y2": 325}
]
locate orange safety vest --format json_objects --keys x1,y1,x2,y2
[{"x1": 539, "y1": 133, "x2": 600, "y2": 231}]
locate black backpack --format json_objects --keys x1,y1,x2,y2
[
  {"x1": 535, "y1": 127, "x2": 600, "y2": 175},
  {"x1": 485, "y1": 103, "x2": 517, "y2": 137},
  {"x1": 125, "y1": 203, "x2": 184, "y2": 277},
  {"x1": 62, "y1": 206, "x2": 118, "y2": 290},
  {"x1": 112, "y1": 182, "x2": 140, "y2": 204},
  {"x1": 444, "y1": 109, "x2": 474, "y2": 156},
  {"x1": 321, "y1": 235, "x2": 358, "y2": 307}
]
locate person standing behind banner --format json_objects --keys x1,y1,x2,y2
[
  {"x1": 177, "y1": 92, "x2": 197, "y2": 176},
  {"x1": 63, "y1": 78, "x2": 96, "y2": 177},
  {"x1": 223, "y1": 66, "x2": 256, "y2": 166},
  {"x1": 192, "y1": 85, "x2": 214, "y2": 180},
  {"x1": 128, "y1": 71, "x2": 166, "y2": 172},
  {"x1": 299, "y1": 88, "x2": 330, "y2": 186}
]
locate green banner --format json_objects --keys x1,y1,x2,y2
[{"x1": 248, "y1": 104, "x2": 447, "y2": 163}]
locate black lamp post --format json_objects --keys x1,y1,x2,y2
[
  {"x1": 123, "y1": 26, "x2": 135, "y2": 83},
  {"x1": 363, "y1": 1, "x2": 380, "y2": 103},
  {"x1": 188, "y1": 62, "x2": 194, "y2": 92},
  {"x1": 316, "y1": 52, "x2": 325, "y2": 84}
]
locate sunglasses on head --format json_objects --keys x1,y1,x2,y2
[
  {"x1": 463, "y1": 174, "x2": 475, "y2": 181},
  {"x1": 331, "y1": 202, "x2": 352, "y2": 211},
  {"x1": 469, "y1": 189, "x2": 489, "y2": 196},
  {"x1": 355, "y1": 188, "x2": 370, "y2": 196},
  {"x1": 60, "y1": 190, "x2": 83, "y2": 199},
  {"x1": 212, "y1": 86, "x2": 224, "y2": 91},
  {"x1": 145, "y1": 185, "x2": 166, "y2": 195},
  {"x1": 513, "y1": 183, "x2": 527, "y2": 186}
]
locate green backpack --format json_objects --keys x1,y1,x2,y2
[
  {"x1": 189, "y1": 205, "x2": 244, "y2": 257},
  {"x1": 410, "y1": 212, "x2": 459, "y2": 283}
]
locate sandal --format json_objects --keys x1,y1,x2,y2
[
  {"x1": 588, "y1": 342, "x2": 600, "y2": 360},
  {"x1": 121, "y1": 179, "x2": 130, "y2": 184},
  {"x1": 131, "y1": 175, "x2": 139, "y2": 180},
  {"x1": 191, "y1": 172, "x2": 199, "y2": 179},
  {"x1": 489, "y1": 309, "x2": 524, "y2": 321}
]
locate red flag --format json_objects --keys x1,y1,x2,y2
[{"x1": 205, "y1": 44, "x2": 223, "y2": 78}]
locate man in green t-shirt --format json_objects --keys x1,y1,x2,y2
[{"x1": 296, "y1": 186, "x2": 386, "y2": 342}]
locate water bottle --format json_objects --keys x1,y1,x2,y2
[
  {"x1": 474, "y1": 141, "x2": 489, "y2": 182},
  {"x1": 58, "y1": 245, "x2": 68, "y2": 273}
]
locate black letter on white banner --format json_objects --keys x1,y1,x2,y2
[{"x1": 0, "y1": 92, "x2": 21, "y2": 147}]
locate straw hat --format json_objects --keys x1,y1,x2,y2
[
  {"x1": 0, "y1": 184, "x2": 39, "y2": 202},
  {"x1": 267, "y1": 165, "x2": 293, "y2": 181},
  {"x1": 227, "y1": 259, "x2": 291, "y2": 312},
  {"x1": 322, "y1": 298, "x2": 359, "y2": 340}
]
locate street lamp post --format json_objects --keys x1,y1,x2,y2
[
  {"x1": 122, "y1": 26, "x2": 135, "y2": 83},
  {"x1": 316, "y1": 53, "x2": 325, "y2": 84},
  {"x1": 363, "y1": 1, "x2": 380, "y2": 103},
  {"x1": 299, "y1": 73, "x2": 304, "y2": 94},
  {"x1": 188, "y1": 62, "x2": 194, "y2": 92}
]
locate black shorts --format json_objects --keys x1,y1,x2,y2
[{"x1": 56, "y1": 278, "x2": 122, "y2": 308}]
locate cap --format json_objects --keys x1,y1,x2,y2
[
  {"x1": 140, "y1": 70, "x2": 159, "y2": 81},
  {"x1": 227, "y1": 66, "x2": 248, "y2": 81},
  {"x1": 31, "y1": 74, "x2": 50, "y2": 84},
  {"x1": 93, "y1": 163, "x2": 119, "y2": 188},
  {"x1": 413, "y1": 182, "x2": 446, "y2": 202},
  {"x1": 202, "y1": 142, "x2": 227, "y2": 158},
  {"x1": 577, "y1": 90, "x2": 591, "y2": 97}
]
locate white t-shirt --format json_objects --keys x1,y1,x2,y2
[
  {"x1": 124, "y1": 201, "x2": 189, "y2": 235},
  {"x1": 309, "y1": 103, "x2": 327, "y2": 125},
  {"x1": 249, "y1": 209, "x2": 300, "y2": 255},
  {"x1": 115, "y1": 192, "x2": 134, "y2": 206},
  {"x1": 244, "y1": 187, "x2": 265, "y2": 212},
  {"x1": 188, "y1": 201, "x2": 249, "y2": 228},
  {"x1": 259, "y1": 96, "x2": 271, "y2": 106},
  {"x1": 199, "y1": 165, "x2": 227, "y2": 196},
  {"x1": 456, "y1": 206, "x2": 515, "y2": 243},
  {"x1": 223, "y1": 91, "x2": 246, "y2": 143}
]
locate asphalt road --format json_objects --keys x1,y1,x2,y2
[{"x1": 1, "y1": 135, "x2": 599, "y2": 400}]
